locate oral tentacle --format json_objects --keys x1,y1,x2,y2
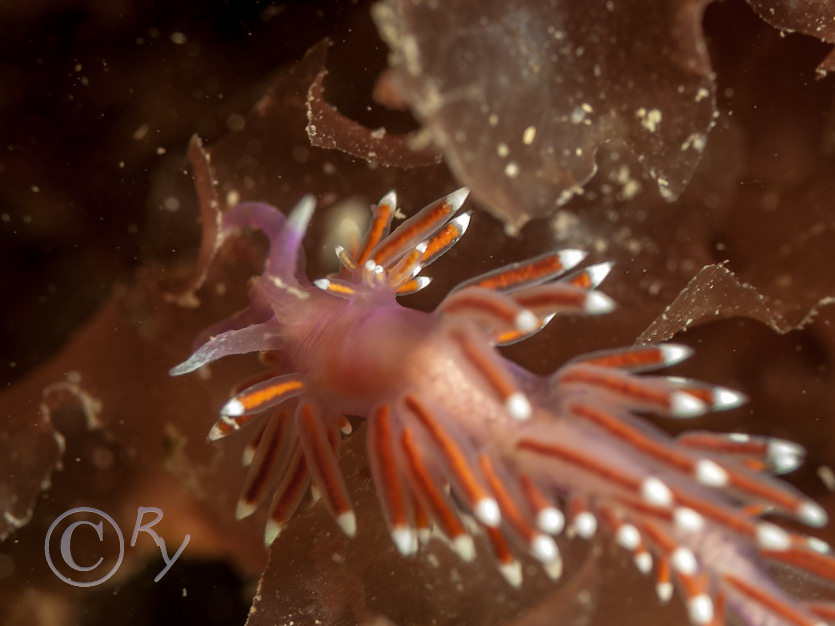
[{"x1": 169, "y1": 317, "x2": 284, "y2": 376}]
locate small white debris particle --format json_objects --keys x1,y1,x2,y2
[
  {"x1": 570, "y1": 107, "x2": 586, "y2": 124},
  {"x1": 226, "y1": 113, "x2": 246, "y2": 132},
  {"x1": 621, "y1": 179, "x2": 640, "y2": 200},
  {"x1": 497, "y1": 142, "x2": 509, "y2": 157},
  {"x1": 488, "y1": 113, "x2": 499, "y2": 126},
  {"x1": 163, "y1": 196, "x2": 180, "y2": 211},
  {"x1": 522, "y1": 125, "x2": 536, "y2": 145},
  {"x1": 681, "y1": 133, "x2": 706, "y2": 152},
  {"x1": 226, "y1": 190, "x2": 241, "y2": 207},
  {"x1": 636, "y1": 108, "x2": 662, "y2": 132},
  {"x1": 695, "y1": 87, "x2": 710, "y2": 102},
  {"x1": 504, "y1": 162, "x2": 519, "y2": 178},
  {"x1": 170, "y1": 31, "x2": 187, "y2": 45},
  {"x1": 133, "y1": 123, "x2": 150, "y2": 140},
  {"x1": 818, "y1": 465, "x2": 835, "y2": 491}
]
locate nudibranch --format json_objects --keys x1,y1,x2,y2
[{"x1": 171, "y1": 190, "x2": 835, "y2": 626}]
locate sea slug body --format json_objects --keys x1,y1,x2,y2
[{"x1": 172, "y1": 190, "x2": 835, "y2": 626}]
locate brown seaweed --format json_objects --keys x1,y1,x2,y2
[{"x1": 2, "y1": 1, "x2": 835, "y2": 625}]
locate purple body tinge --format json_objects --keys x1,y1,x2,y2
[{"x1": 172, "y1": 191, "x2": 835, "y2": 626}]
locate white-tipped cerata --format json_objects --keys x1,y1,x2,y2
[
  {"x1": 220, "y1": 398, "x2": 245, "y2": 418},
  {"x1": 500, "y1": 560, "x2": 523, "y2": 587},
  {"x1": 695, "y1": 459, "x2": 729, "y2": 487},
  {"x1": 416, "y1": 526, "x2": 432, "y2": 545},
  {"x1": 451, "y1": 534, "x2": 476, "y2": 562},
  {"x1": 235, "y1": 499, "x2": 258, "y2": 521},
  {"x1": 768, "y1": 439, "x2": 805, "y2": 474},
  {"x1": 543, "y1": 552, "x2": 564, "y2": 580},
  {"x1": 391, "y1": 526, "x2": 417, "y2": 556},
  {"x1": 378, "y1": 189, "x2": 397, "y2": 211},
  {"x1": 674, "y1": 507, "x2": 705, "y2": 534},
  {"x1": 409, "y1": 276, "x2": 432, "y2": 292},
  {"x1": 585, "y1": 291, "x2": 616, "y2": 314},
  {"x1": 807, "y1": 537, "x2": 832, "y2": 554},
  {"x1": 658, "y1": 343, "x2": 694, "y2": 367},
  {"x1": 573, "y1": 511, "x2": 597, "y2": 538},
  {"x1": 208, "y1": 423, "x2": 227, "y2": 442},
  {"x1": 656, "y1": 580, "x2": 674, "y2": 603},
  {"x1": 756, "y1": 523, "x2": 792, "y2": 551},
  {"x1": 671, "y1": 547, "x2": 698, "y2": 575},
  {"x1": 558, "y1": 249, "x2": 587, "y2": 272},
  {"x1": 445, "y1": 187, "x2": 470, "y2": 212},
  {"x1": 688, "y1": 594, "x2": 714, "y2": 625},
  {"x1": 712, "y1": 386, "x2": 747, "y2": 411},
  {"x1": 264, "y1": 519, "x2": 281, "y2": 546},
  {"x1": 536, "y1": 507, "x2": 565, "y2": 535},
  {"x1": 313, "y1": 278, "x2": 331, "y2": 290},
  {"x1": 506, "y1": 392, "x2": 532, "y2": 421},
  {"x1": 634, "y1": 551, "x2": 653, "y2": 574},
  {"x1": 615, "y1": 524, "x2": 641, "y2": 551},
  {"x1": 641, "y1": 477, "x2": 674, "y2": 508},
  {"x1": 670, "y1": 391, "x2": 708, "y2": 418},
  {"x1": 474, "y1": 497, "x2": 501, "y2": 527},
  {"x1": 798, "y1": 501, "x2": 828, "y2": 528},
  {"x1": 337, "y1": 511, "x2": 357, "y2": 537},
  {"x1": 452, "y1": 211, "x2": 471, "y2": 234},
  {"x1": 514, "y1": 309, "x2": 538, "y2": 333},
  {"x1": 531, "y1": 533, "x2": 559, "y2": 563},
  {"x1": 584, "y1": 261, "x2": 613, "y2": 288}
]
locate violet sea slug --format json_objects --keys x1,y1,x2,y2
[{"x1": 172, "y1": 189, "x2": 835, "y2": 626}]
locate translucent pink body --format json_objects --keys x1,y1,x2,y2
[{"x1": 172, "y1": 191, "x2": 835, "y2": 626}]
